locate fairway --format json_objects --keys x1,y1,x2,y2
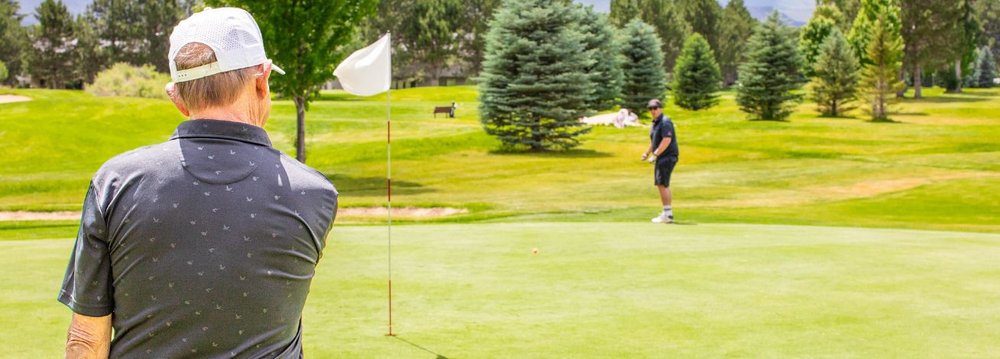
[
  {"x1": 1, "y1": 87, "x2": 998, "y2": 232},
  {"x1": 4, "y1": 223, "x2": 999, "y2": 358}
]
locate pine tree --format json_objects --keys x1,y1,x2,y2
[
  {"x1": 858, "y1": 12, "x2": 904, "y2": 122},
  {"x1": 819, "y1": 0, "x2": 859, "y2": 28},
  {"x1": 74, "y1": 12, "x2": 104, "y2": 86},
  {"x1": 973, "y1": 46, "x2": 996, "y2": 88},
  {"x1": 809, "y1": 29, "x2": 858, "y2": 117},
  {"x1": 578, "y1": 5, "x2": 623, "y2": 111},
  {"x1": 609, "y1": 0, "x2": 690, "y2": 73},
  {"x1": 735, "y1": 12, "x2": 804, "y2": 121},
  {"x1": 800, "y1": 3, "x2": 844, "y2": 77},
  {"x1": 0, "y1": 0, "x2": 27, "y2": 86},
  {"x1": 899, "y1": 0, "x2": 963, "y2": 99},
  {"x1": 677, "y1": 0, "x2": 723, "y2": 54},
  {"x1": 30, "y1": 0, "x2": 76, "y2": 89},
  {"x1": 718, "y1": 0, "x2": 756, "y2": 87},
  {"x1": 672, "y1": 33, "x2": 721, "y2": 110},
  {"x1": 619, "y1": 18, "x2": 667, "y2": 116},
  {"x1": 478, "y1": 0, "x2": 593, "y2": 151}
]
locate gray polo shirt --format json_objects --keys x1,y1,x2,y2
[{"x1": 58, "y1": 119, "x2": 338, "y2": 358}]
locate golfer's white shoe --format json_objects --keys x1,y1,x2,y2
[{"x1": 651, "y1": 213, "x2": 674, "y2": 224}]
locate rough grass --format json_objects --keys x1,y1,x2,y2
[{"x1": 3, "y1": 223, "x2": 999, "y2": 357}]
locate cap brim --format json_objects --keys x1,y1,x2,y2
[{"x1": 272, "y1": 63, "x2": 285, "y2": 75}]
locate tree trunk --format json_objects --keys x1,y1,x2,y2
[
  {"x1": 896, "y1": 67, "x2": 907, "y2": 98},
  {"x1": 294, "y1": 95, "x2": 307, "y2": 163},
  {"x1": 955, "y1": 59, "x2": 963, "y2": 93},
  {"x1": 831, "y1": 100, "x2": 838, "y2": 117},
  {"x1": 913, "y1": 64, "x2": 923, "y2": 99}
]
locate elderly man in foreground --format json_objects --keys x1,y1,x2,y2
[{"x1": 59, "y1": 7, "x2": 338, "y2": 358}]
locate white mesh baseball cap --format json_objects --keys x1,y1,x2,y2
[{"x1": 168, "y1": 7, "x2": 285, "y2": 83}]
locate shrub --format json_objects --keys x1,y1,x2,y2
[{"x1": 86, "y1": 63, "x2": 170, "y2": 100}]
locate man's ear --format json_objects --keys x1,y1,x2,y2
[
  {"x1": 256, "y1": 63, "x2": 271, "y2": 99},
  {"x1": 165, "y1": 82, "x2": 190, "y2": 117}
]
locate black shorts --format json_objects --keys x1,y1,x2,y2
[{"x1": 654, "y1": 158, "x2": 677, "y2": 186}]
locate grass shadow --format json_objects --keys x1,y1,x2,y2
[
  {"x1": 488, "y1": 148, "x2": 612, "y2": 158},
  {"x1": 392, "y1": 336, "x2": 449, "y2": 359},
  {"x1": 313, "y1": 92, "x2": 366, "y2": 102},
  {"x1": 893, "y1": 111, "x2": 928, "y2": 116},
  {"x1": 323, "y1": 174, "x2": 433, "y2": 196},
  {"x1": 869, "y1": 118, "x2": 903, "y2": 124},
  {"x1": 902, "y1": 93, "x2": 992, "y2": 103}
]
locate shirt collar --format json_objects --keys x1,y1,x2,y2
[{"x1": 170, "y1": 119, "x2": 272, "y2": 147}]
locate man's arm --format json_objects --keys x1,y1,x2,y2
[
  {"x1": 65, "y1": 313, "x2": 111, "y2": 359},
  {"x1": 652, "y1": 137, "x2": 672, "y2": 157}
]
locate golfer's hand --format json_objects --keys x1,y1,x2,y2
[
  {"x1": 641, "y1": 153, "x2": 649, "y2": 161},
  {"x1": 646, "y1": 154, "x2": 657, "y2": 164}
]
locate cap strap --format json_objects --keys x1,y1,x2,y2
[{"x1": 173, "y1": 62, "x2": 224, "y2": 83}]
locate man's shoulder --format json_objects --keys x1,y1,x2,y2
[
  {"x1": 276, "y1": 152, "x2": 337, "y2": 195},
  {"x1": 93, "y1": 142, "x2": 176, "y2": 180}
]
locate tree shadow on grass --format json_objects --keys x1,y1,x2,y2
[
  {"x1": 488, "y1": 148, "x2": 612, "y2": 158},
  {"x1": 902, "y1": 93, "x2": 993, "y2": 103},
  {"x1": 392, "y1": 336, "x2": 449, "y2": 359},
  {"x1": 312, "y1": 92, "x2": 366, "y2": 102},
  {"x1": 323, "y1": 173, "x2": 433, "y2": 196}
]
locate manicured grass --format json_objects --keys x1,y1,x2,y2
[
  {"x1": 1, "y1": 86, "x2": 997, "y2": 231},
  {"x1": 4, "y1": 223, "x2": 999, "y2": 357}
]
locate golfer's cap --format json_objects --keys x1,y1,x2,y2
[
  {"x1": 647, "y1": 99, "x2": 663, "y2": 109},
  {"x1": 167, "y1": 7, "x2": 285, "y2": 83}
]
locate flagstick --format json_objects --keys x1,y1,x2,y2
[{"x1": 386, "y1": 87, "x2": 394, "y2": 337}]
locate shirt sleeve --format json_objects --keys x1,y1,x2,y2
[
  {"x1": 57, "y1": 183, "x2": 114, "y2": 317},
  {"x1": 660, "y1": 120, "x2": 675, "y2": 139}
]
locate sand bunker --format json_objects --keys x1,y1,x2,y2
[
  {"x1": 0, "y1": 95, "x2": 31, "y2": 104},
  {"x1": 0, "y1": 207, "x2": 467, "y2": 221}
]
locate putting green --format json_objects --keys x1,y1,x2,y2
[{"x1": 4, "y1": 222, "x2": 998, "y2": 357}]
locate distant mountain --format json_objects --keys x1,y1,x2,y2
[{"x1": 17, "y1": 0, "x2": 90, "y2": 25}]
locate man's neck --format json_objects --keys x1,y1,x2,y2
[{"x1": 189, "y1": 106, "x2": 262, "y2": 127}]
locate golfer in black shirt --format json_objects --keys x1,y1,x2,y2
[
  {"x1": 641, "y1": 99, "x2": 679, "y2": 224},
  {"x1": 58, "y1": 8, "x2": 337, "y2": 358}
]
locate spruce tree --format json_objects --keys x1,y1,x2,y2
[
  {"x1": 735, "y1": 12, "x2": 804, "y2": 121},
  {"x1": 858, "y1": 12, "x2": 904, "y2": 122},
  {"x1": 973, "y1": 46, "x2": 996, "y2": 88},
  {"x1": 619, "y1": 19, "x2": 667, "y2": 116},
  {"x1": 578, "y1": 5, "x2": 623, "y2": 112},
  {"x1": 718, "y1": 0, "x2": 756, "y2": 86},
  {"x1": 672, "y1": 33, "x2": 721, "y2": 110},
  {"x1": 809, "y1": 29, "x2": 858, "y2": 117},
  {"x1": 478, "y1": 0, "x2": 593, "y2": 151}
]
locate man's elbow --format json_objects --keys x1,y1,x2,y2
[{"x1": 65, "y1": 314, "x2": 111, "y2": 359}]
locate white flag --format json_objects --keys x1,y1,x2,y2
[{"x1": 334, "y1": 33, "x2": 391, "y2": 96}]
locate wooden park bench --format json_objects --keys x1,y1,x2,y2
[{"x1": 433, "y1": 102, "x2": 457, "y2": 118}]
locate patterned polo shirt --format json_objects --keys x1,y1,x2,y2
[{"x1": 58, "y1": 119, "x2": 338, "y2": 358}]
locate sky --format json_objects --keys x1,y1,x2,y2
[{"x1": 17, "y1": 0, "x2": 813, "y2": 26}]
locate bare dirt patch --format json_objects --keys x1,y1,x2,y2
[
  {"x1": 0, "y1": 211, "x2": 79, "y2": 221},
  {"x1": 0, "y1": 95, "x2": 31, "y2": 104},
  {"x1": 339, "y1": 207, "x2": 468, "y2": 217},
  {"x1": 0, "y1": 207, "x2": 467, "y2": 221}
]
